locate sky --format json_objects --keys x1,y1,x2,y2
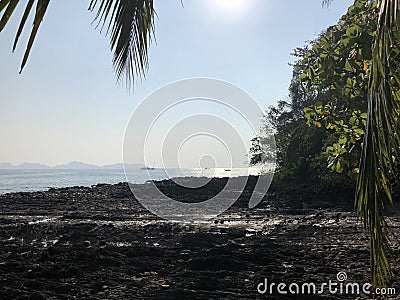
[{"x1": 0, "y1": 0, "x2": 354, "y2": 167}]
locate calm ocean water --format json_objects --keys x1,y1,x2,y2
[{"x1": 0, "y1": 167, "x2": 265, "y2": 194}]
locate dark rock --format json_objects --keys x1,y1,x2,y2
[{"x1": 29, "y1": 292, "x2": 46, "y2": 300}]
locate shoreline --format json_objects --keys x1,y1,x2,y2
[
  {"x1": 1, "y1": 178, "x2": 399, "y2": 299},
  {"x1": 0, "y1": 168, "x2": 267, "y2": 195}
]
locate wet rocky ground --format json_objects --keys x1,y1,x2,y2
[{"x1": 0, "y1": 177, "x2": 399, "y2": 299}]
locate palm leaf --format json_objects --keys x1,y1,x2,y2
[
  {"x1": 12, "y1": 0, "x2": 34, "y2": 52},
  {"x1": 1, "y1": 0, "x2": 155, "y2": 87},
  {"x1": 0, "y1": 0, "x2": 19, "y2": 32},
  {"x1": 0, "y1": 0, "x2": 50, "y2": 72},
  {"x1": 322, "y1": 0, "x2": 399, "y2": 287},
  {"x1": 19, "y1": 0, "x2": 50, "y2": 73},
  {"x1": 89, "y1": 0, "x2": 155, "y2": 88},
  {"x1": 0, "y1": 0, "x2": 12, "y2": 14},
  {"x1": 356, "y1": 0, "x2": 400, "y2": 287}
]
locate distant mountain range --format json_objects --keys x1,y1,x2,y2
[{"x1": 0, "y1": 161, "x2": 145, "y2": 170}]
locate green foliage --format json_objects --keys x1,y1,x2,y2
[
  {"x1": 250, "y1": 59, "x2": 341, "y2": 182},
  {"x1": 304, "y1": 102, "x2": 367, "y2": 178},
  {"x1": 301, "y1": 0, "x2": 377, "y2": 178},
  {"x1": 251, "y1": 1, "x2": 378, "y2": 183}
]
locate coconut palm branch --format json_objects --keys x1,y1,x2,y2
[
  {"x1": 323, "y1": 0, "x2": 400, "y2": 287},
  {"x1": 0, "y1": 0, "x2": 155, "y2": 87},
  {"x1": 0, "y1": 0, "x2": 50, "y2": 73},
  {"x1": 356, "y1": 0, "x2": 400, "y2": 287},
  {"x1": 89, "y1": 0, "x2": 155, "y2": 86},
  {"x1": 326, "y1": 0, "x2": 400, "y2": 287}
]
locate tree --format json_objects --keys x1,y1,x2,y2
[
  {"x1": 0, "y1": 0, "x2": 155, "y2": 87},
  {"x1": 302, "y1": 0, "x2": 375, "y2": 178},
  {"x1": 249, "y1": 55, "x2": 335, "y2": 181}
]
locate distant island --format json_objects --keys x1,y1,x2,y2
[{"x1": 0, "y1": 161, "x2": 145, "y2": 170}]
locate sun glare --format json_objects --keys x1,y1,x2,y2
[{"x1": 216, "y1": 0, "x2": 247, "y2": 10}]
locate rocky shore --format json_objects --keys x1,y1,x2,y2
[{"x1": 0, "y1": 177, "x2": 399, "y2": 299}]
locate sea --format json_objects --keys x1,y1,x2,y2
[{"x1": 0, "y1": 167, "x2": 267, "y2": 194}]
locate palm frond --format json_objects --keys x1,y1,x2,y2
[
  {"x1": 0, "y1": 0, "x2": 50, "y2": 73},
  {"x1": 0, "y1": 0, "x2": 19, "y2": 32},
  {"x1": 19, "y1": 0, "x2": 50, "y2": 73},
  {"x1": 0, "y1": 0, "x2": 12, "y2": 14},
  {"x1": 89, "y1": 0, "x2": 155, "y2": 88},
  {"x1": 12, "y1": 0, "x2": 34, "y2": 52},
  {"x1": 356, "y1": 0, "x2": 400, "y2": 287},
  {"x1": 0, "y1": 0, "x2": 155, "y2": 87}
]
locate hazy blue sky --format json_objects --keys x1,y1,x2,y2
[{"x1": 0, "y1": 0, "x2": 353, "y2": 166}]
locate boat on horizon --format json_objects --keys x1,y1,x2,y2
[
  {"x1": 141, "y1": 162, "x2": 156, "y2": 170},
  {"x1": 140, "y1": 166, "x2": 155, "y2": 170}
]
